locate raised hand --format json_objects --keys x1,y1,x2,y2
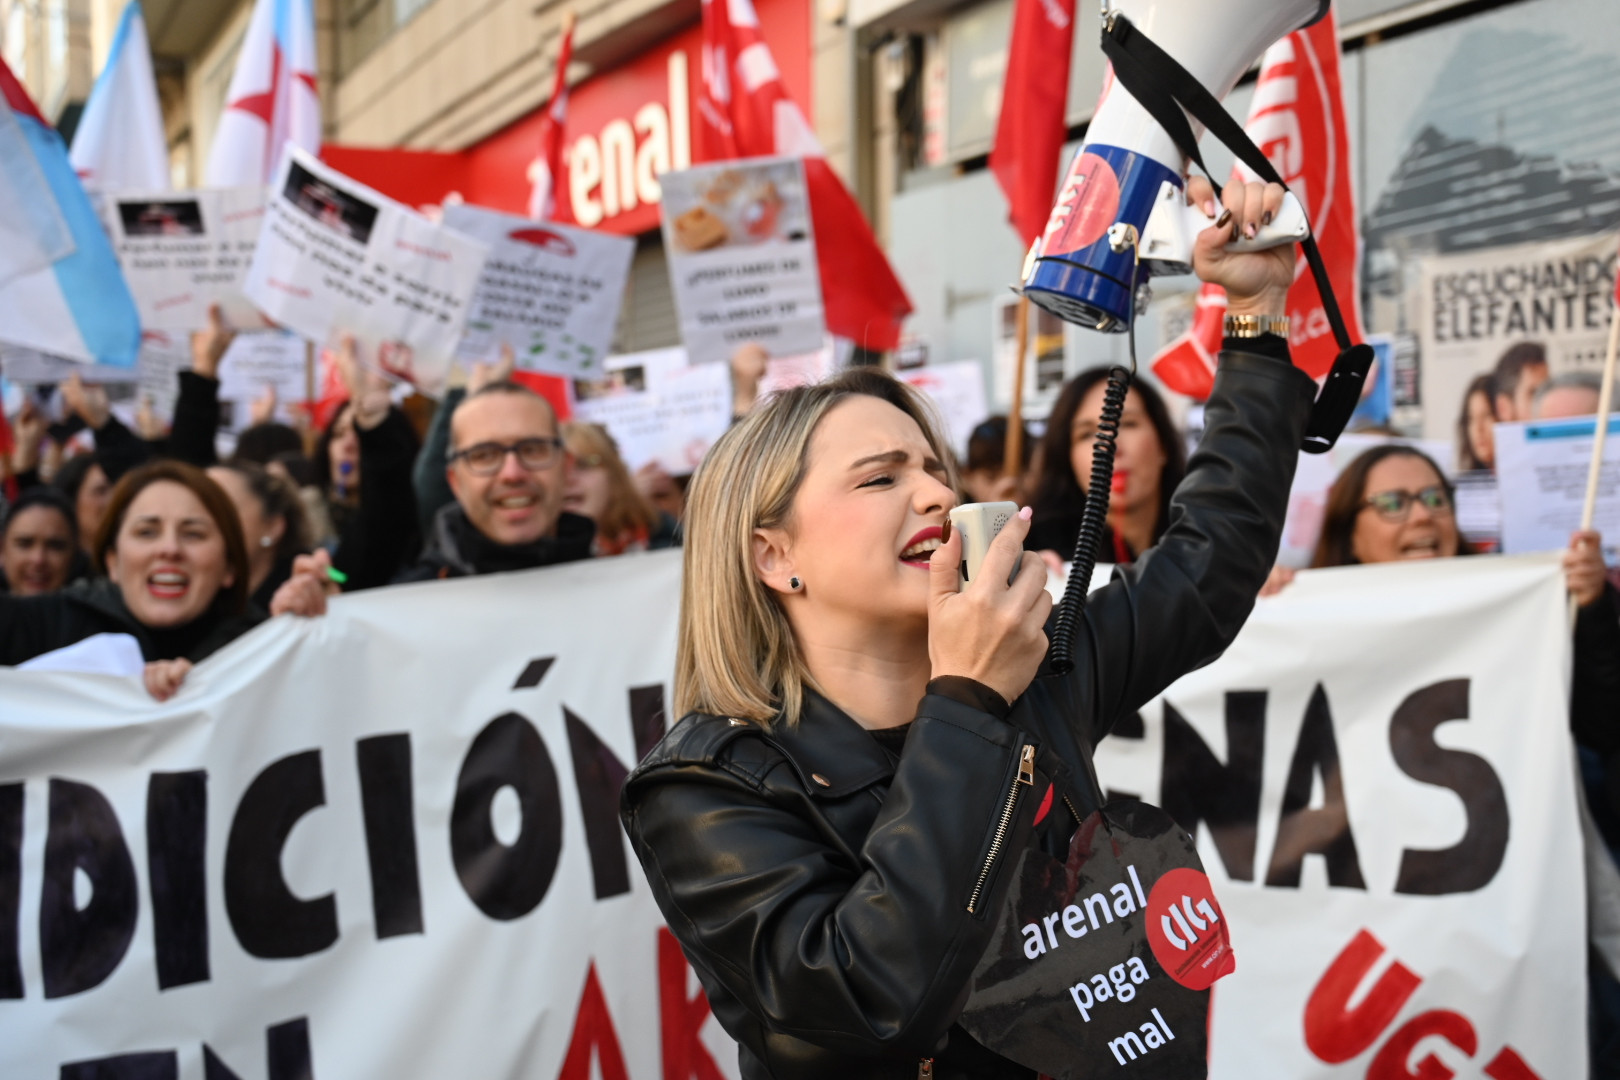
[
  {"x1": 1565, "y1": 530, "x2": 1609, "y2": 609},
  {"x1": 189, "y1": 303, "x2": 236, "y2": 379},
  {"x1": 270, "y1": 548, "x2": 342, "y2": 618},
  {"x1": 249, "y1": 382, "x2": 278, "y2": 427},
  {"x1": 1185, "y1": 175, "x2": 1295, "y2": 317},
  {"x1": 62, "y1": 372, "x2": 110, "y2": 429}
]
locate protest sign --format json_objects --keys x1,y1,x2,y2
[
  {"x1": 660, "y1": 157, "x2": 825, "y2": 364},
  {"x1": 1418, "y1": 233, "x2": 1619, "y2": 440},
  {"x1": 0, "y1": 553, "x2": 1580, "y2": 1078},
  {"x1": 572, "y1": 347, "x2": 731, "y2": 474},
  {"x1": 441, "y1": 204, "x2": 633, "y2": 377},
  {"x1": 103, "y1": 187, "x2": 269, "y2": 331},
  {"x1": 899, "y1": 360, "x2": 989, "y2": 458},
  {"x1": 243, "y1": 148, "x2": 488, "y2": 392},
  {"x1": 1496, "y1": 414, "x2": 1620, "y2": 565},
  {"x1": 0, "y1": 346, "x2": 141, "y2": 386},
  {"x1": 216, "y1": 332, "x2": 309, "y2": 430}
]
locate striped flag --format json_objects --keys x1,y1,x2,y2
[
  {"x1": 527, "y1": 14, "x2": 575, "y2": 221},
  {"x1": 69, "y1": 1, "x2": 170, "y2": 192},
  {"x1": 0, "y1": 59, "x2": 142, "y2": 367}
]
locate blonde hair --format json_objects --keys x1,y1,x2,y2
[
  {"x1": 676, "y1": 368, "x2": 958, "y2": 725},
  {"x1": 560, "y1": 421, "x2": 659, "y2": 542}
]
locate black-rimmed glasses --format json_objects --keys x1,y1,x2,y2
[
  {"x1": 447, "y1": 437, "x2": 565, "y2": 476},
  {"x1": 1361, "y1": 485, "x2": 1452, "y2": 521}
]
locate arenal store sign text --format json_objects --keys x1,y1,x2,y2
[{"x1": 566, "y1": 52, "x2": 691, "y2": 230}]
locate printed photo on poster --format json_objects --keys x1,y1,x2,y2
[
  {"x1": 118, "y1": 199, "x2": 204, "y2": 236},
  {"x1": 660, "y1": 157, "x2": 826, "y2": 364},
  {"x1": 284, "y1": 160, "x2": 379, "y2": 245},
  {"x1": 571, "y1": 348, "x2": 731, "y2": 475}
]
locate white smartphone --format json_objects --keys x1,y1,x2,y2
[{"x1": 949, "y1": 502, "x2": 1020, "y2": 592}]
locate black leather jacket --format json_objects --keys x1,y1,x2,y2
[{"x1": 621, "y1": 344, "x2": 1316, "y2": 1080}]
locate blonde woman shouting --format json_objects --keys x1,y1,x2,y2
[{"x1": 620, "y1": 179, "x2": 1309, "y2": 1080}]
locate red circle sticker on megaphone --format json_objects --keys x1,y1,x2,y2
[
  {"x1": 1044, "y1": 153, "x2": 1121, "y2": 255},
  {"x1": 1145, "y1": 867, "x2": 1235, "y2": 990}
]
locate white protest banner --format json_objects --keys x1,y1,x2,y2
[
  {"x1": 0, "y1": 552, "x2": 1581, "y2": 1078},
  {"x1": 441, "y1": 204, "x2": 633, "y2": 377},
  {"x1": 1496, "y1": 414, "x2": 1620, "y2": 566},
  {"x1": 216, "y1": 332, "x2": 309, "y2": 430},
  {"x1": 1093, "y1": 553, "x2": 1580, "y2": 1077},
  {"x1": 104, "y1": 187, "x2": 269, "y2": 331},
  {"x1": 572, "y1": 347, "x2": 732, "y2": 474},
  {"x1": 0, "y1": 552, "x2": 741, "y2": 1079},
  {"x1": 899, "y1": 361, "x2": 989, "y2": 459},
  {"x1": 244, "y1": 148, "x2": 488, "y2": 392},
  {"x1": 660, "y1": 157, "x2": 825, "y2": 364},
  {"x1": 1418, "y1": 233, "x2": 1618, "y2": 440}
]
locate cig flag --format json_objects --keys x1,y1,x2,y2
[
  {"x1": 1151, "y1": 5, "x2": 1363, "y2": 399},
  {"x1": 69, "y1": 1, "x2": 170, "y2": 192},
  {"x1": 989, "y1": 0, "x2": 1076, "y2": 246},
  {"x1": 204, "y1": 0, "x2": 319, "y2": 187},
  {"x1": 0, "y1": 59, "x2": 141, "y2": 366},
  {"x1": 527, "y1": 14, "x2": 575, "y2": 221},
  {"x1": 695, "y1": 0, "x2": 913, "y2": 351}
]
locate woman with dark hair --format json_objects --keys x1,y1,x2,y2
[
  {"x1": 0, "y1": 461, "x2": 264, "y2": 698},
  {"x1": 1310, "y1": 444, "x2": 1473, "y2": 567},
  {"x1": 52, "y1": 453, "x2": 115, "y2": 557},
  {"x1": 0, "y1": 488, "x2": 86, "y2": 595},
  {"x1": 1026, "y1": 370, "x2": 1186, "y2": 566},
  {"x1": 1456, "y1": 373, "x2": 1497, "y2": 473},
  {"x1": 207, "y1": 459, "x2": 313, "y2": 608}
]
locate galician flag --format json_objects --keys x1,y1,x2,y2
[
  {"x1": 0, "y1": 58, "x2": 141, "y2": 366},
  {"x1": 69, "y1": 1, "x2": 170, "y2": 191},
  {"x1": 204, "y1": 0, "x2": 319, "y2": 187},
  {"x1": 527, "y1": 13, "x2": 575, "y2": 221}
]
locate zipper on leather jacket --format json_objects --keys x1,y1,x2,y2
[
  {"x1": 967, "y1": 743, "x2": 1036, "y2": 915},
  {"x1": 917, "y1": 1058, "x2": 934, "y2": 1078}
]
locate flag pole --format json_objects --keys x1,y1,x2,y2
[
  {"x1": 1004, "y1": 295, "x2": 1030, "y2": 480},
  {"x1": 303, "y1": 340, "x2": 317, "y2": 456},
  {"x1": 1579, "y1": 311, "x2": 1620, "y2": 533}
]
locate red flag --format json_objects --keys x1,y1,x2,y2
[
  {"x1": 1151, "y1": 7, "x2": 1363, "y2": 400},
  {"x1": 989, "y1": 0, "x2": 1076, "y2": 246},
  {"x1": 695, "y1": 0, "x2": 912, "y2": 350},
  {"x1": 527, "y1": 13, "x2": 575, "y2": 221}
]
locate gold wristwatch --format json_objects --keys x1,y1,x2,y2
[{"x1": 1223, "y1": 313, "x2": 1289, "y2": 338}]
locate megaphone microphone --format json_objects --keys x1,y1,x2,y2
[
  {"x1": 1036, "y1": 0, "x2": 1375, "y2": 677},
  {"x1": 1024, "y1": 0, "x2": 1329, "y2": 331}
]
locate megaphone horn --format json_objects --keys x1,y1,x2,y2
[{"x1": 1024, "y1": 0, "x2": 1330, "y2": 332}]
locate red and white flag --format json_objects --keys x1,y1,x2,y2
[
  {"x1": 204, "y1": 0, "x2": 319, "y2": 187},
  {"x1": 695, "y1": 0, "x2": 912, "y2": 350},
  {"x1": 989, "y1": 0, "x2": 1076, "y2": 246},
  {"x1": 1151, "y1": 6, "x2": 1363, "y2": 400},
  {"x1": 527, "y1": 15, "x2": 575, "y2": 221}
]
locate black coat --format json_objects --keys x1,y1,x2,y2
[
  {"x1": 392, "y1": 502, "x2": 595, "y2": 582},
  {"x1": 0, "y1": 578, "x2": 263, "y2": 666},
  {"x1": 620, "y1": 344, "x2": 1316, "y2": 1080}
]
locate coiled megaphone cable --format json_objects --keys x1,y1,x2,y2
[{"x1": 1048, "y1": 226, "x2": 1141, "y2": 677}]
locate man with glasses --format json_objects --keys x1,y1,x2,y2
[{"x1": 395, "y1": 381, "x2": 595, "y2": 582}]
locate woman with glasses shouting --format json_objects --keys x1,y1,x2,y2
[{"x1": 1266, "y1": 443, "x2": 1619, "y2": 763}]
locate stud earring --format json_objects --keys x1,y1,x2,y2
[
  {"x1": 788, "y1": 577, "x2": 802, "y2": 591},
  {"x1": 260, "y1": 535, "x2": 274, "y2": 548}
]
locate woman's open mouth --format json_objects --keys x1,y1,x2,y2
[
  {"x1": 148, "y1": 570, "x2": 190, "y2": 599},
  {"x1": 1399, "y1": 535, "x2": 1441, "y2": 558},
  {"x1": 899, "y1": 526, "x2": 943, "y2": 566}
]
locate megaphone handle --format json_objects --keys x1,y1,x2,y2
[{"x1": 1183, "y1": 191, "x2": 1308, "y2": 253}]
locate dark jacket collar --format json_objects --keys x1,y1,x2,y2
[
  {"x1": 762, "y1": 688, "x2": 898, "y2": 797},
  {"x1": 60, "y1": 578, "x2": 263, "y2": 662},
  {"x1": 424, "y1": 503, "x2": 595, "y2": 577}
]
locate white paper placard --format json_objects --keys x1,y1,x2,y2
[
  {"x1": 659, "y1": 157, "x2": 825, "y2": 365},
  {"x1": 216, "y1": 331, "x2": 310, "y2": 430},
  {"x1": 899, "y1": 360, "x2": 990, "y2": 458},
  {"x1": 103, "y1": 186, "x2": 270, "y2": 331},
  {"x1": 441, "y1": 204, "x2": 633, "y2": 377},
  {"x1": 572, "y1": 347, "x2": 732, "y2": 474},
  {"x1": 1496, "y1": 414, "x2": 1620, "y2": 565},
  {"x1": 243, "y1": 148, "x2": 488, "y2": 393}
]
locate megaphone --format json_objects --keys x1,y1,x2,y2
[{"x1": 1024, "y1": 0, "x2": 1330, "y2": 331}]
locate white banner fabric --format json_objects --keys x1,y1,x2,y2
[{"x1": 0, "y1": 552, "x2": 1582, "y2": 1078}]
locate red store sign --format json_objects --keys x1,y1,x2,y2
[{"x1": 325, "y1": 0, "x2": 812, "y2": 237}]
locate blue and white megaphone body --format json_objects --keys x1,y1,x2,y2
[{"x1": 1024, "y1": 0, "x2": 1331, "y2": 331}]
